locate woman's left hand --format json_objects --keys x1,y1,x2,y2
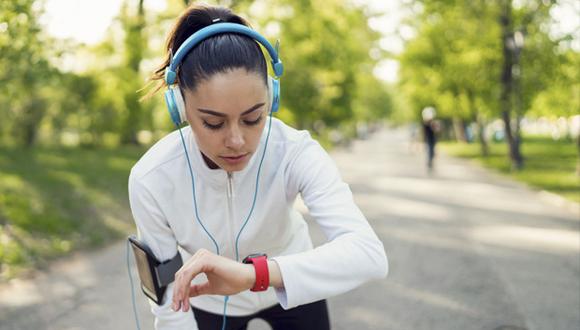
[{"x1": 171, "y1": 248, "x2": 254, "y2": 313}]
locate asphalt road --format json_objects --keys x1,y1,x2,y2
[{"x1": 1, "y1": 127, "x2": 578, "y2": 330}]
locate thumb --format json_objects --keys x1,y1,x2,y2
[{"x1": 189, "y1": 282, "x2": 211, "y2": 297}]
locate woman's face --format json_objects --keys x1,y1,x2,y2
[{"x1": 183, "y1": 68, "x2": 269, "y2": 172}]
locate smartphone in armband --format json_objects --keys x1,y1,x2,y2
[{"x1": 128, "y1": 235, "x2": 183, "y2": 305}]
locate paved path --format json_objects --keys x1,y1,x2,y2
[{"x1": 1, "y1": 128, "x2": 578, "y2": 330}]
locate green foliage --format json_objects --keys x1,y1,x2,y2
[
  {"x1": 399, "y1": 1, "x2": 502, "y2": 123},
  {"x1": 398, "y1": 1, "x2": 575, "y2": 122},
  {"x1": 398, "y1": 0, "x2": 577, "y2": 170},
  {"x1": 238, "y1": 0, "x2": 390, "y2": 132},
  {"x1": 352, "y1": 74, "x2": 394, "y2": 122},
  {"x1": 0, "y1": 0, "x2": 56, "y2": 146},
  {"x1": 529, "y1": 50, "x2": 580, "y2": 118},
  {"x1": 2, "y1": 0, "x2": 391, "y2": 147},
  {"x1": 119, "y1": 0, "x2": 147, "y2": 145}
]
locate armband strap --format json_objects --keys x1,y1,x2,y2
[
  {"x1": 128, "y1": 235, "x2": 184, "y2": 305},
  {"x1": 156, "y1": 252, "x2": 183, "y2": 287}
]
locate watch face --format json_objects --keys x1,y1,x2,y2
[{"x1": 243, "y1": 253, "x2": 267, "y2": 264}]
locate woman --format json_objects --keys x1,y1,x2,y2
[{"x1": 129, "y1": 4, "x2": 388, "y2": 330}]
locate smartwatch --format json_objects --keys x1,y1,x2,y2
[{"x1": 242, "y1": 253, "x2": 269, "y2": 292}]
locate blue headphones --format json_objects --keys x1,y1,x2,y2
[{"x1": 163, "y1": 22, "x2": 284, "y2": 126}]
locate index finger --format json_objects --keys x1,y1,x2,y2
[{"x1": 172, "y1": 259, "x2": 205, "y2": 312}]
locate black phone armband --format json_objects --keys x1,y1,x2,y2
[{"x1": 128, "y1": 235, "x2": 183, "y2": 305}]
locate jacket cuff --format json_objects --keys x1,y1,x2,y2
[{"x1": 270, "y1": 255, "x2": 298, "y2": 310}]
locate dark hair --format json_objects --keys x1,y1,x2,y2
[{"x1": 145, "y1": 4, "x2": 267, "y2": 98}]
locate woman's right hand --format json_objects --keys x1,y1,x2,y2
[{"x1": 171, "y1": 249, "x2": 255, "y2": 313}]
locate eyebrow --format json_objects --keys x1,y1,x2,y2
[{"x1": 197, "y1": 103, "x2": 265, "y2": 117}]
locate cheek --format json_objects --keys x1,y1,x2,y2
[
  {"x1": 191, "y1": 123, "x2": 221, "y2": 154},
  {"x1": 245, "y1": 121, "x2": 266, "y2": 147}
]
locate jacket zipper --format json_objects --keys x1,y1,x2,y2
[{"x1": 226, "y1": 172, "x2": 236, "y2": 259}]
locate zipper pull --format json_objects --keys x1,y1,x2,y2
[{"x1": 227, "y1": 172, "x2": 235, "y2": 199}]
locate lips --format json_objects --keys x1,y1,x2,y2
[
  {"x1": 220, "y1": 153, "x2": 249, "y2": 166},
  {"x1": 222, "y1": 154, "x2": 247, "y2": 159}
]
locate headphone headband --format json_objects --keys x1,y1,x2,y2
[{"x1": 165, "y1": 22, "x2": 284, "y2": 85}]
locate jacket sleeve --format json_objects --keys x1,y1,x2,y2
[
  {"x1": 128, "y1": 170, "x2": 198, "y2": 330},
  {"x1": 271, "y1": 135, "x2": 388, "y2": 309}
]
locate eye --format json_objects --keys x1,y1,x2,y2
[
  {"x1": 202, "y1": 121, "x2": 224, "y2": 130},
  {"x1": 243, "y1": 115, "x2": 263, "y2": 126}
]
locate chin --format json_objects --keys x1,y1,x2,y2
[
  {"x1": 216, "y1": 151, "x2": 254, "y2": 172},
  {"x1": 223, "y1": 162, "x2": 248, "y2": 172},
  {"x1": 217, "y1": 159, "x2": 249, "y2": 172}
]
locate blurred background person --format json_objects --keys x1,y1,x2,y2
[{"x1": 422, "y1": 106, "x2": 438, "y2": 170}]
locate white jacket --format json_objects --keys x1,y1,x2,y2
[{"x1": 128, "y1": 117, "x2": 388, "y2": 329}]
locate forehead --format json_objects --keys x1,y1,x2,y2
[{"x1": 184, "y1": 69, "x2": 267, "y2": 116}]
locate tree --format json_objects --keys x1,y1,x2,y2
[
  {"x1": 119, "y1": 0, "x2": 147, "y2": 145},
  {"x1": 399, "y1": 0, "x2": 566, "y2": 169},
  {"x1": 229, "y1": 0, "x2": 387, "y2": 134},
  {"x1": 498, "y1": 0, "x2": 558, "y2": 170},
  {"x1": 0, "y1": 0, "x2": 56, "y2": 146},
  {"x1": 399, "y1": 1, "x2": 500, "y2": 153}
]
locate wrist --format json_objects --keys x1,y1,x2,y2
[
  {"x1": 267, "y1": 259, "x2": 283, "y2": 289},
  {"x1": 243, "y1": 264, "x2": 256, "y2": 289}
]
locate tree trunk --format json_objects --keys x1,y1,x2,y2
[
  {"x1": 476, "y1": 113, "x2": 489, "y2": 157},
  {"x1": 452, "y1": 117, "x2": 467, "y2": 143},
  {"x1": 22, "y1": 97, "x2": 45, "y2": 148},
  {"x1": 576, "y1": 136, "x2": 580, "y2": 176},
  {"x1": 120, "y1": 0, "x2": 145, "y2": 145},
  {"x1": 467, "y1": 90, "x2": 488, "y2": 156},
  {"x1": 500, "y1": 0, "x2": 523, "y2": 170}
]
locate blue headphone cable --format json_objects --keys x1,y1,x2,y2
[{"x1": 127, "y1": 110, "x2": 274, "y2": 330}]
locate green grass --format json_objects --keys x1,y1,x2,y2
[
  {"x1": 0, "y1": 146, "x2": 146, "y2": 281},
  {"x1": 439, "y1": 136, "x2": 580, "y2": 204}
]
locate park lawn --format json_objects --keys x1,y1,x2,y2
[
  {"x1": 0, "y1": 146, "x2": 146, "y2": 281},
  {"x1": 439, "y1": 136, "x2": 579, "y2": 204}
]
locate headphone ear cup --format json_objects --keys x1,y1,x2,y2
[
  {"x1": 174, "y1": 87, "x2": 187, "y2": 123},
  {"x1": 268, "y1": 77, "x2": 280, "y2": 113},
  {"x1": 164, "y1": 85, "x2": 187, "y2": 125}
]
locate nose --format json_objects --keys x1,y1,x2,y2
[{"x1": 225, "y1": 123, "x2": 244, "y2": 150}]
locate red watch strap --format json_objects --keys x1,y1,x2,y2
[{"x1": 248, "y1": 255, "x2": 269, "y2": 292}]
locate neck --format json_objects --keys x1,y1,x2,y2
[{"x1": 201, "y1": 152, "x2": 220, "y2": 170}]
